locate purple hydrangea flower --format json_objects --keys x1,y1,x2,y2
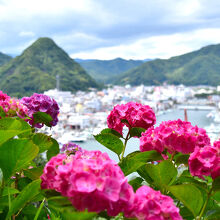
[
  {"x1": 21, "y1": 93, "x2": 59, "y2": 128},
  {"x1": 61, "y1": 142, "x2": 82, "y2": 154}
]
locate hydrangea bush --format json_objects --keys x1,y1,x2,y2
[{"x1": 0, "y1": 91, "x2": 219, "y2": 220}]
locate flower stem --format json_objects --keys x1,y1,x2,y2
[
  {"x1": 34, "y1": 198, "x2": 45, "y2": 220},
  {"x1": 120, "y1": 130, "x2": 130, "y2": 161},
  {"x1": 197, "y1": 187, "x2": 213, "y2": 220}
]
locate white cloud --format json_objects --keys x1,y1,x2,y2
[
  {"x1": 19, "y1": 31, "x2": 35, "y2": 37},
  {"x1": 71, "y1": 28, "x2": 220, "y2": 60},
  {"x1": 1, "y1": 0, "x2": 220, "y2": 58}
]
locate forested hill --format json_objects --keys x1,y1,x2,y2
[
  {"x1": 76, "y1": 58, "x2": 144, "y2": 83},
  {"x1": 115, "y1": 43, "x2": 220, "y2": 86},
  {"x1": 0, "y1": 52, "x2": 12, "y2": 66},
  {"x1": 0, "y1": 38, "x2": 99, "y2": 97}
]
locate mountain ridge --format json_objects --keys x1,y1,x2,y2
[
  {"x1": 76, "y1": 58, "x2": 145, "y2": 83},
  {"x1": 0, "y1": 37, "x2": 99, "y2": 97},
  {"x1": 115, "y1": 43, "x2": 220, "y2": 86}
]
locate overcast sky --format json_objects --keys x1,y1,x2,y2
[{"x1": 1, "y1": 0, "x2": 220, "y2": 60}]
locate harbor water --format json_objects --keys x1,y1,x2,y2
[{"x1": 80, "y1": 109, "x2": 213, "y2": 162}]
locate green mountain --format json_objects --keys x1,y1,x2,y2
[
  {"x1": 0, "y1": 52, "x2": 12, "y2": 66},
  {"x1": 0, "y1": 38, "x2": 99, "y2": 97},
  {"x1": 115, "y1": 44, "x2": 220, "y2": 86},
  {"x1": 76, "y1": 58, "x2": 144, "y2": 83}
]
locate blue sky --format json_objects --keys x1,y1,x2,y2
[{"x1": 1, "y1": 0, "x2": 220, "y2": 59}]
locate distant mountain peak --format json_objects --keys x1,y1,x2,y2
[{"x1": 0, "y1": 37, "x2": 99, "y2": 97}]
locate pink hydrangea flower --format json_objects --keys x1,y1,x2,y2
[
  {"x1": 125, "y1": 185, "x2": 182, "y2": 220},
  {"x1": 41, "y1": 149, "x2": 134, "y2": 216},
  {"x1": 0, "y1": 91, "x2": 11, "y2": 114},
  {"x1": 140, "y1": 119, "x2": 210, "y2": 155},
  {"x1": 107, "y1": 102, "x2": 156, "y2": 135},
  {"x1": 0, "y1": 91, "x2": 28, "y2": 119},
  {"x1": 189, "y1": 141, "x2": 220, "y2": 179},
  {"x1": 21, "y1": 93, "x2": 59, "y2": 128}
]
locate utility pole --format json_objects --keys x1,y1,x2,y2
[{"x1": 56, "y1": 75, "x2": 60, "y2": 91}]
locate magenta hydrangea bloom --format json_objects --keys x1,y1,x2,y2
[
  {"x1": 107, "y1": 102, "x2": 156, "y2": 135},
  {"x1": 126, "y1": 186, "x2": 182, "y2": 220},
  {"x1": 140, "y1": 119, "x2": 210, "y2": 154},
  {"x1": 41, "y1": 149, "x2": 134, "y2": 216},
  {"x1": 21, "y1": 93, "x2": 59, "y2": 128},
  {"x1": 189, "y1": 141, "x2": 220, "y2": 179},
  {"x1": 0, "y1": 91, "x2": 28, "y2": 119},
  {"x1": 0, "y1": 91, "x2": 11, "y2": 114},
  {"x1": 61, "y1": 142, "x2": 82, "y2": 154}
]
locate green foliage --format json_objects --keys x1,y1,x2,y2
[
  {"x1": 115, "y1": 43, "x2": 220, "y2": 86},
  {"x1": 139, "y1": 160, "x2": 177, "y2": 192},
  {"x1": 0, "y1": 118, "x2": 32, "y2": 145},
  {"x1": 33, "y1": 112, "x2": 53, "y2": 127},
  {"x1": 128, "y1": 177, "x2": 144, "y2": 192},
  {"x1": 6, "y1": 179, "x2": 41, "y2": 218},
  {"x1": 100, "y1": 128, "x2": 123, "y2": 138},
  {"x1": 0, "y1": 139, "x2": 39, "y2": 181},
  {"x1": 23, "y1": 167, "x2": 43, "y2": 180},
  {"x1": 0, "y1": 38, "x2": 99, "y2": 97},
  {"x1": 33, "y1": 133, "x2": 55, "y2": 153},
  {"x1": 174, "y1": 153, "x2": 190, "y2": 166},
  {"x1": 169, "y1": 184, "x2": 204, "y2": 217},
  {"x1": 0, "y1": 52, "x2": 11, "y2": 66},
  {"x1": 46, "y1": 138, "x2": 60, "y2": 160},
  {"x1": 119, "y1": 150, "x2": 163, "y2": 176},
  {"x1": 129, "y1": 127, "x2": 146, "y2": 138},
  {"x1": 212, "y1": 177, "x2": 220, "y2": 192},
  {"x1": 94, "y1": 133, "x2": 124, "y2": 156}
]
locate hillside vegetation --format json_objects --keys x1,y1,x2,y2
[
  {"x1": 115, "y1": 44, "x2": 220, "y2": 86},
  {"x1": 0, "y1": 52, "x2": 11, "y2": 66},
  {"x1": 76, "y1": 58, "x2": 144, "y2": 83},
  {"x1": 0, "y1": 38, "x2": 99, "y2": 97}
]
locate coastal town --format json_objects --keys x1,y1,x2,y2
[{"x1": 42, "y1": 84, "x2": 220, "y2": 144}]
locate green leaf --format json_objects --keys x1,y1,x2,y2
[
  {"x1": 7, "y1": 179, "x2": 41, "y2": 218},
  {"x1": 23, "y1": 167, "x2": 43, "y2": 180},
  {"x1": 94, "y1": 133, "x2": 123, "y2": 155},
  {"x1": 0, "y1": 139, "x2": 39, "y2": 181},
  {"x1": 137, "y1": 165, "x2": 154, "y2": 185},
  {"x1": 169, "y1": 184, "x2": 204, "y2": 217},
  {"x1": 174, "y1": 153, "x2": 190, "y2": 166},
  {"x1": 119, "y1": 150, "x2": 163, "y2": 176},
  {"x1": 121, "y1": 119, "x2": 129, "y2": 125},
  {"x1": 179, "y1": 207, "x2": 194, "y2": 220},
  {"x1": 212, "y1": 191, "x2": 220, "y2": 202},
  {"x1": 101, "y1": 128, "x2": 123, "y2": 138},
  {"x1": 17, "y1": 177, "x2": 32, "y2": 191},
  {"x1": 16, "y1": 118, "x2": 32, "y2": 138},
  {"x1": 205, "y1": 209, "x2": 220, "y2": 220},
  {"x1": 47, "y1": 195, "x2": 97, "y2": 219},
  {"x1": 0, "y1": 118, "x2": 32, "y2": 145},
  {"x1": 61, "y1": 211, "x2": 97, "y2": 220},
  {"x1": 33, "y1": 112, "x2": 53, "y2": 127},
  {"x1": 33, "y1": 133, "x2": 55, "y2": 153},
  {"x1": 2, "y1": 187, "x2": 20, "y2": 196},
  {"x1": 177, "y1": 170, "x2": 208, "y2": 192},
  {"x1": 212, "y1": 177, "x2": 220, "y2": 192},
  {"x1": 47, "y1": 138, "x2": 60, "y2": 160},
  {"x1": 0, "y1": 106, "x2": 6, "y2": 118},
  {"x1": 128, "y1": 177, "x2": 144, "y2": 192},
  {"x1": 129, "y1": 127, "x2": 146, "y2": 138},
  {"x1": 143, "y1": 160, "x2": 177, "y2": 192}
]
